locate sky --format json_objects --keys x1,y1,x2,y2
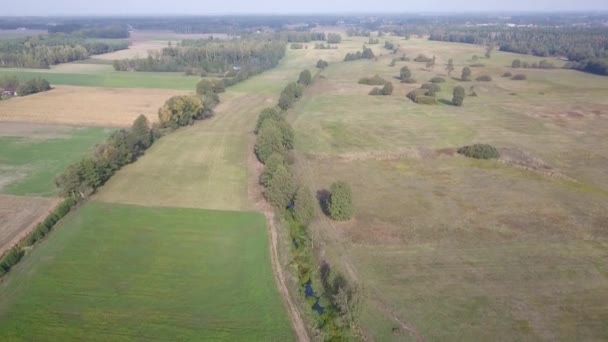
[{"x1": 3, "y1": 0, "x2": 608, "y2": 16}]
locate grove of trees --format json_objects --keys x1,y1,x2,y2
[{"x1": 344, "y1": 48, "x2": 375, "y2": 61}]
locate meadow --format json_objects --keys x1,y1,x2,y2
[
  {"x1": 0, "y1": 123, "x2": 111, "y2": 196},
  {"x1": 0, "y1": 202, "x2": 293, "y2": 341},
  {"x1": 286, "y1": 36, "x2": 608, "y2": 340}
]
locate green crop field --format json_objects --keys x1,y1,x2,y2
[
  {"x1": 286, "y1": 37, "x2": 608, "y2": 340},
  {"x1": 0, "y1": 68, "x2": 199, "y2": 90},
  {"x1": 0, "y1": 202, "x2": 293, "y2": 341},
  {"x1": 0, "y1": 125, "x2": 111, "y2": 196}
]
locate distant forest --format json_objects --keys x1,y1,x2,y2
[{"x1": 0, "y1": 34, "x2": 129, "y2": 68}]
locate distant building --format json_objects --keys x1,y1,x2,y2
[{"x1": 0, "y1": 87, "x2": 18, "y2": 96}]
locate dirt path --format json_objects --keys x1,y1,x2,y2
[{"x1": 246, "y1": 136, "x2": 310, "y2": 342}]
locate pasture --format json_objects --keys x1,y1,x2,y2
[
  {"x1": 0, "y1": 194, "x2": 59, "y2": 256},
  {"x1": 287, "y1": 36, "x2": 608, "y2": 340},
  {"x1": 0, "y1": 85, "x2": 188, "y2": 126},
  {"x1": 0, "y1": 202, "x2": 293, "y2": 341},
  {"x1": 0, "y1": 123, "x2": 111, "y2": 196}
]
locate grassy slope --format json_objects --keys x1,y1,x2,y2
[
  {"x1": 93, "y1": 45, "x2": 336, "y2": 211},
  {"x1": 288, "y1": 37, "x2": 608, "y2": 340},
  {"x1": 0, "y1": 202, "x2": 293, "y2": 341},
  {"x1": 0, "y1": 127, "x2": 111, "y2": 196},
  {"x1": 0, "y1": 68, "x2": 199, "y2": 90}
]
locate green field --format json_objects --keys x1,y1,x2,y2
[
  {"x1": 285, "y1": 36, "x2": 608, "y2": 340},
  {"x1": 0, "y1": 125, "x2": 111, "y2": 196},
  {"x1": 0, "y1": 202, "x2": 293, "y2": 341},
  {"x1": 0, "y1": 68, "x2": 199, "y2": 90}
]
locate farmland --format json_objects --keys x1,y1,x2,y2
[
  {"x1": 0, "y1": 124, "x2": 111, "y2": 196},
  {"x1": 0, "y1": 85, "x2": 188, "y2": 126},
  {"x1": 286, "y1": 36, "x2": 608, "y2": 340},
  {"x1": 0, "y1": 202, "x2": 293, "y2": 341}
]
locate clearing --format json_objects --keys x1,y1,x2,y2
[
  {"x1": 0, "y1": 85, "x2": 188, "y2": 126},
  {"x1": 287, "y1": 36, "x2": 608, "y2": 340},
  {"x1": 0, "y1": 124, "x2": 111, "y2": 196},
  {"x1": 0, "y1": 194, "x2": 60, "y2": 257},
  {"x1": 0, "y1": 202, "x2": 293, "y2": 341}
]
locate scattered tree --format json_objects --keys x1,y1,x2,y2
[
  {"x1": 298, "y1": 69, "x2": 312, "y2": 86},
  {"x1": 328, "y1": 181, "x2": 354, "y2": 221},
  {"x1": 452, "y1": 86, "x2": 466, "y2": 106},
  {"x1": 457, "y1": 144, "x2": 499, "y2": 159},
  {"x1": 461, "y1": 67, "x2": 472, "y2": 81},
  {"x1": 446, "y1": 58, "x2": 455, "y2": 76}
]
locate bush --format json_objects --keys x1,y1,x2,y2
[
  {"x1": 298, "y1": 69, "x2": 312, "y2": 86},
  {"x1": 0, "y1": 248, "x2": 25, "y2": 277},
  {"x1": 358, "y1": 75, "x2": 386, "y2": 85},
  {"x1": 512, "y1": 59, "x2": 522, "y2": 68},
  {"x1": 255, "y1": 120, "x2": 287, "y2": 163},
  {"x1": 290, "y1": 43, "x2": 304, "y2": 49},
  {"x1": 293, "y1": 186, "x2": 316, "y2": 225},
  {"x1": 457, "y1": 144, "x2": 499, "y2": 159},
  {"x1": 461, "y1": 67, "x2": 472, "y2": 81},
  {"x1": 475, "y1": 75, "x2": 492, "y2": 82},
  {"x1": 413, "y1": 54, "x2": 433, "y2": 63},
  {"x1": 511, "y1": 74, "x2": 527, "y2": 80},
  {"x1": 328, "y1": 181, "x2": 353, "y2": 221},
  {"x1": 452, "y1": 86, "x2": 466, "y2": 106},
  {"x1": 470, "y1": 63, "x2": 485, "y2": 67},
  {"x1": 25, "y1": 197, "x2": 76, "y2": 246},
  {"x1": 502, "y1": 71, "x2": 513, "y2": 77},
  {"x1": 430, "y1": 76, "x2": 445, "y2": 83},
  {"x1": 421, "y1": 83, "x2": 441, "y2": 96},
  {"x1": 316, "y1": 59, "x2": 329, "y2": 69},
  {"x1": 369, "y1": 82, "x2": 393, "y2": 96},
  {"x1": 414, "y1": 96, "x2": 437, "y2": 105}
]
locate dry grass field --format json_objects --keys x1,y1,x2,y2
[
  {"x1": 286, "y1": 36, "x2": 608, "y2": 340},
  {"x1": 92, "y1": 40, "x2": 171, "y2": 60},
  {"x1": 0, "y1": 194, "x2": 60, "y2": 256},
  {"x1": 0, "y1": 85, "x2": 189, "y2": 126}
]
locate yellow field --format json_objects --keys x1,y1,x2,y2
[
  {"x1": 0, "y1": 194, "x2": 60, "y2": 256},
  {"x1": 0, "y1": 86, "x2": 189, "y2": 126},
  {"x1": 92, "y1": 40, "x2": 171, "y2": 60}
]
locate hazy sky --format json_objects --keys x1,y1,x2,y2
[{"x1": 4, "y1": 0, "x2": 608, "y2": 16}]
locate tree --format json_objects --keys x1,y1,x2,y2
[
  {"x1": 461, "y1": 67, "x2": 472, "y2": 81},
  {"x1": 452, "y1": 86, "x2": 466, "y2": 106},
  {"x1": 399, "y1": 66, "x2": 411, "y2": 81},
  {"x1": 512, "y1": 59, "x2": 522, "y2": 68},
  {"x1": 260, "y1": 153, "x2": 286, "y2": 187},
  {"x1": 446, "y1": 59, "x2": 455, "y2": 76},
  {"x1": 298, "y1": 69, "x2": 312, "y2": 86},
  {"x1": 426, "y1": 55, "x2": 436, "y2": 70},
  {"x1": 316, "y1": 59, "x2": 329, "y2": 69},
  {"x1": 293, "y1": 186, "x2": 316, "y2": 225},
  {"x1": 131, "y1": 114, "x2": 151, "y2": 150},
  {"x1": 265, "y1": 165, "x2": 297, "y2": 209},
  {"x1": 255, "y1": 120, "x2": 286, "y2": 163},
  {"x1": 380, "y1": 82, "x2": 393, "y2": 95},
  {"x1": 196, "y1": 79, "x2": 225, "y2": 95},
  {"x1": 457, "y1": 144, "x2": 499, "y2": 159},
  {"x1": 327, "y1": 33, "x2": 342, "y2": 44},
  {"x1": 255, "y1": 107, "x2": 281, "y2": 133},
  {"x1": 328, "y1": 181, "x2": 353, "y2": 221},
  {"x1": 158, "y1": 95, "x2": 205, "y2": 128},
  {"x1": 485, "y1": 44, "x2": 494, "y2": 59}
]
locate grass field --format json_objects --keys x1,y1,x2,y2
[
  {"x1": 0, "y1": 202, "x2": 293, "y2": 341},
  {"x1": 0, "y1": 85, "x2": 188, "y2": 126},
  {"x1": 0, "y1": 194, "x2": 59, "y2": 256},
  {"x1": 0, "y1": 124, "x2": 111, "y2": 196},
  {"x1": 0, "y1": 68, "x2": 199, "y2": 90},
  {"x1": 286, "y1": 36, "x2": 608, "y2": 340}
]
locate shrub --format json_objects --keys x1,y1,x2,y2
[
  {"x1": 461, "y1": 67, "x2": 472, "y2": 81},
  {"x1": 316, "y1": 59, "x2": 329, "y2": 69},
  {"x1": 414, "y1": 96, "x2": 437, "y2": 105},
  {"x1": 457, "y1": 144, "x2": 499, "y2": 159},
  {"x1": 298, "y1": 69, "x2": 312, "y2": 86},
  {"x1": 0, "y1": 248, "x2": 25, "y2": 277},
  {"x1": 421, "y1": 83, "x2": 441, "y2": 96},
  {"x1": 328, "y1": 181, "x2": 353, "y2": 221},
  {"x1": 475, "y1": 75, "x2": 492, "y2": 82},
  {"x1": 293, "y1": 186, "x2": 316, "y2": 225},
  {"x1": 502, "y1": 71, "x2": 513, "y2": 77},
  {"x1": 470, "y1": 63, "x2": 485, "y2": 67},
  {"x1": 430, "y1": 76, "x2": 445, "y2": 83},
  {"x1": 512, "y1": 59, "x2": 522, "y2": 68},
  {"x1": 413, "y1": 54, "x2": 433, "y2": 63},
  {"x1": 358, "y1": 75, "x2": 386, "y2": 85},
  {"x1": 369, "y1": 82, "x2": 393, "y2": 96},
  {"x1": 511, "y1": 74, "x2": 527, "y2": 80},
  {"x1": 290, "y1": 43, "x2": 304, "y2": 49},
  {"x1": 452, "y1": 86, "x2": 466, "y2": 106}
]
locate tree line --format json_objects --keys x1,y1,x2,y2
[
  {"x1": 0, "y1": 76, "x2": 51, "y2": 98},
  {"x1": 48, "y1": 24, "x2": 130, "y2": 38},
  {"x1": 112, "y1": 35, "x2": 285, "y2": 82},
  {"x1": 0, "y1": 34, "x2": 129, "y2": 68},
  {"x1": 254, "y1": 69, "x2": 360, "y2": 339},
  {"x1": 344, "y1": 47, "x2": 375, "y2": 61}
]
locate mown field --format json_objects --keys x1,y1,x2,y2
[
  {"x1": 0, "y1": 123, "x2": 111, "y2": 196},
  {"x1": 287, "y1": 36, "x2": 608, "y2": 340},
  {"x1": 0, "y1": 85, "x2": 188, "y2": 126},
  {"x1": 0, "y1": 202, "x2": 293, "y2": 341}
]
